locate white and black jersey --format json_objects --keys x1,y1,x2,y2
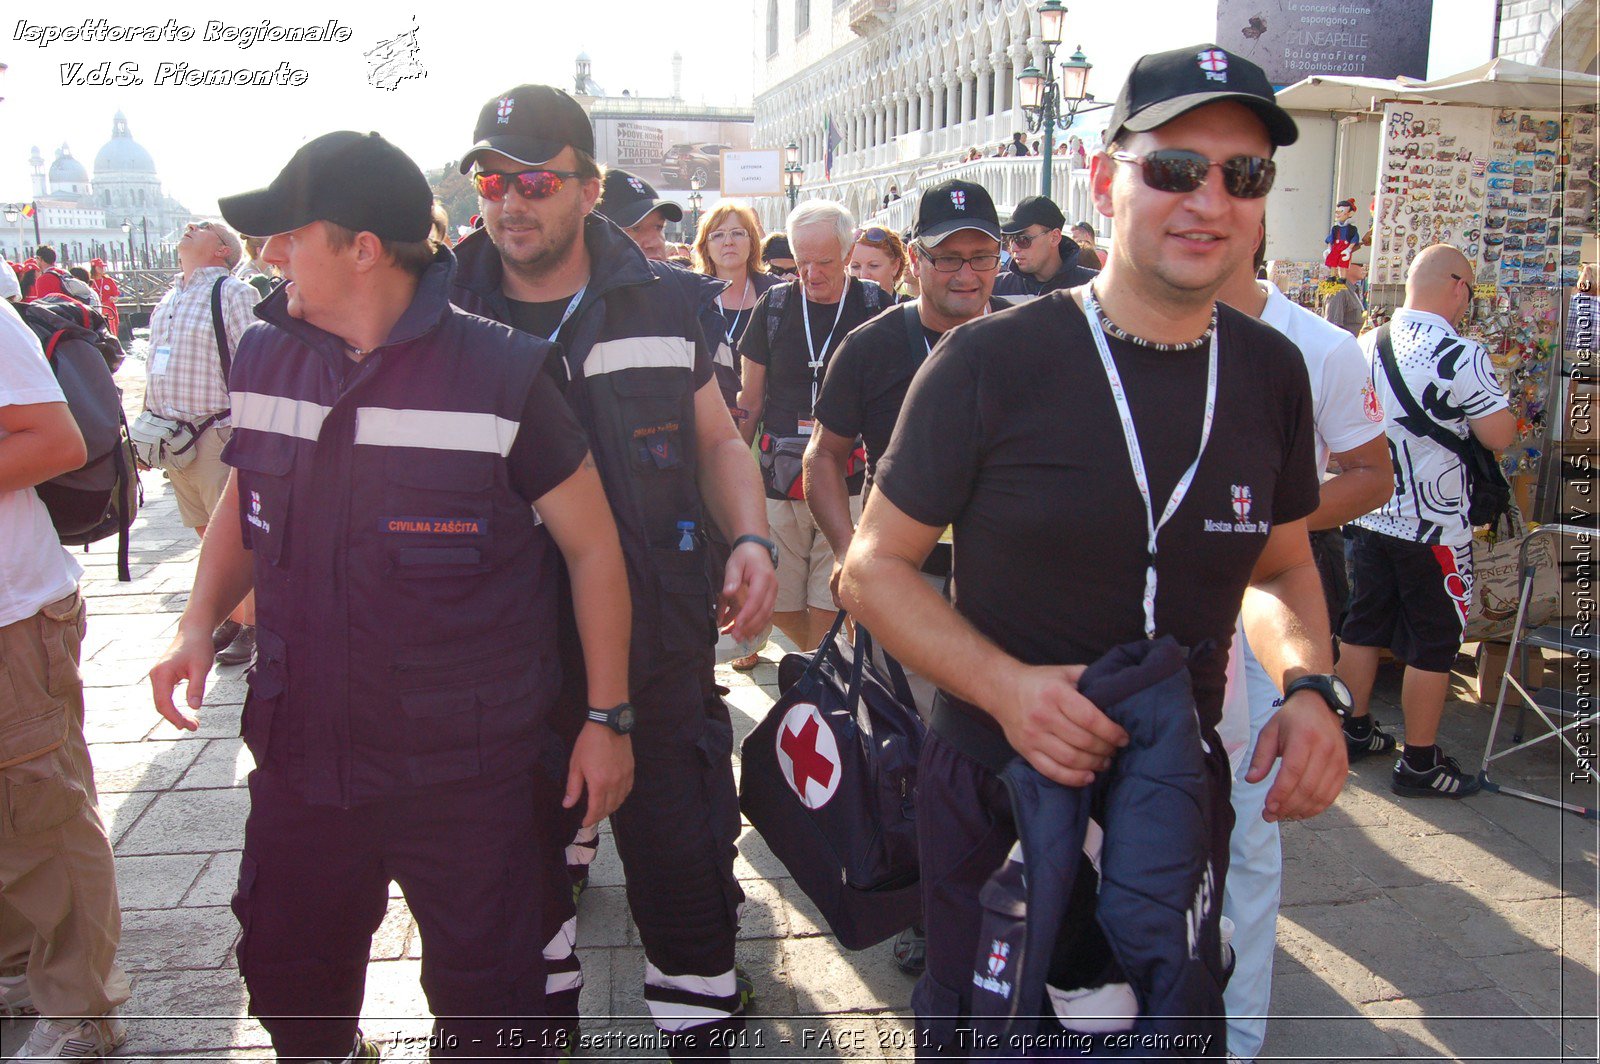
[{"x1": 1353, "y1": 308, "x2": 1509, "y2": 548}]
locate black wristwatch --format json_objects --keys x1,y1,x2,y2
[
  {"x1": 1283, "y1": 674, "x2": 1354, "y2": 721},
  {"x1": 587, "y1": 702, "x2": 636, "y2": 735},
  {"x1": 732, "y1": 534, "x2": 779, "y2": 569}
]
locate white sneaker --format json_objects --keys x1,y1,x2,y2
[
  {"x1": 11, "y1": 1013, "x2": 127, "y2": 1060},
  {"x1": 0, "y1": 973, "x2": 34, "y2": 1019}
]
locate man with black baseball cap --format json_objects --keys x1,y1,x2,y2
[
  {"x1": 992, "y1": 193, "x2": 1099, "y2": 301},
  {"x1": 595, "y1": 169, "x2": 684, "y2": 262},
  {"x1": 150, "y1": 129, "x2": 635, "y2": 1062},
  {"x1": 842, "y1": 44, "x2": 1343, "y2": 1053},
  {"x1": 450, "y1": 86, "x2": 776, "y2": 1059}
]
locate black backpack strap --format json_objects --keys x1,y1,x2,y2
[
  {"x1": 1374, "y1": 325, "x2": 1468, "y2": 459},
  {"x1": 902, "y1": 302, "x2": 923, "y2": 363},
  {"x1": 765, "y1": 280, "x2": 791, "y2": 349},
  {"x1": 211, "y1": 278, "x2": 232, "y2": 382},
  {"x1": 862, "y1": 278, "x2": 882, "y2": 311}
]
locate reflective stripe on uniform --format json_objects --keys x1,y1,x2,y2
[
  {"x1": 713, "y1": 341, "x2": 735, "y2": 370},
  {"x1": 353, "y1": 407, "x2": 519, "y2": 456},
  {"x1": 643, "y1": 962, "x2": 740, "y2": 1031},
  {"x1": 544, "y1": 915, "x2": 583, "y2": 995},
  {"x1": 580, "y1": 336, "x2": 697, "y2": 378},
  {"x1": 231, "y1": 390, "x2": 330, "y2": 442}
]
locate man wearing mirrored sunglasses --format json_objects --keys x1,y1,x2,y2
[
  {"x1": 992, "y1": 194, "x2": 1099, "y2": 303},
  {"x1": 843, "y1": 44, "x2": 1345, "y2": 1055},
  {"x1": 450, "y1": 84, "x2": 775, "y2": 1061}
]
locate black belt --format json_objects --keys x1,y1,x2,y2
[{"x1": 929, "y1": 691, "x2": 1017, "y2": 775}]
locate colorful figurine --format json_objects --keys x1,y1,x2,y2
[{"x1": 1325, "y1": 198, "x2": 1360, "y2": 278}]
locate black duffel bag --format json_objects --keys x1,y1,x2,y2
[{"x1": 740, "y1": 611, "x2": 925, "y2": 950}]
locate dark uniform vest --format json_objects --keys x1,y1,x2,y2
[
  {"x1": 223, "y1": 253, "x2": 563, "y2": 806},
  {"x1": 452, "y1": 219, "x2": 717, "y2": 701}
]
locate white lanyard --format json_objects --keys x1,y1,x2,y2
[
  {"x1": 1082, "y1": 290, "x2": 1219, "y2": 639},
  {"x1": 546, "y1": 284, "x2": 587, "y2": 343},
  {"x1": 802, "y1": 279, "x2": 851, "y2": 409},
  {"x1": 717, "y1": 276, "x2": 753, "y2": 345},
  {"x1": 919, "y1": 299, "x2": 992, "y2": 355}
]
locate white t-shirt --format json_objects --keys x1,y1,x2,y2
[
  {"x1": 1352, "y1": 307, "x2": 1510, "y2": 548},
  {"x1": 1220, "y1": 284, "x2": 1387, "y2": 767},
  {"x1": 0, "y1": 300, "x2": 82, "y2": 629}
]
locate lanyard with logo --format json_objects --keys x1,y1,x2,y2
[
  {"x1": 1082, "y1": 289, "x2": 1218, "y2": 639},
  {"x1": 717, "y1": 276, "x2": 753, "y2": 346},
  {"x1": 546, "y1": 284, "x2": 587, "y2": 344},
  {"x1": 802, "y1": 279, "x2": 851, "y2": 410}
]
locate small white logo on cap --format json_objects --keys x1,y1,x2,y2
[
  {"x1": 1198, "y1": 49, "x2": 1229, "y2": 82},
  {"x1": 951, "y1": 189, "x2": 967, "y2": 209},
  {"x1": 628, "y1": 177, "x2": 647, "y2": 194},
  {"x1": 496, "y1": 97, "x2": 514, "y2": 124}
]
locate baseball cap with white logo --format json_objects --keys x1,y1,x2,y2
[
  {"x1": 914, "y1": 179, "x2": 1000, "y2": 247},
  {"x1": 459, "y1": 84, "x2": 596, "y2": 174},
  {"x1": 1104, "y1": 43, "x2": 1297, "y2": 149}
]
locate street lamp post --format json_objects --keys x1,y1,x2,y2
[
  {"x1": 688, "y1": 173, "x2": 704, "y2": 236},
  {"x1": 121, "y1": 220, "x2": 134, "y2": 271},
  {"x1": 140, "y1": 216, "x2": 151, "y2": 269},
  {"x1": 1017, "y1": 0, "x2": 1097, "y2": 202},
  {"x1": 783, "y1": 140, "x2": 803, "y2": 210}
]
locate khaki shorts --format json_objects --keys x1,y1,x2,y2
[
  {"x1": 768, "y1": 495, "x2": 863, "y2": 613},
  {"x1": 166, "y1": 424, "x2": 233, "y2": 529}
]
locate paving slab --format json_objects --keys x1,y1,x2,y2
[
  {"x1": 114, "y1": 852, "x2": 209, "y2": 911},
  {"x1": 115, "y1": 787, "x2": 250, "y2": 855}
]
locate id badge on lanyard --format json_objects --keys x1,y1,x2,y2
[{"x1": 1081, "y1": 289, "x2": 1218, "y2": 639}]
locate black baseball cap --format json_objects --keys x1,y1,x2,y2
[
  {"x1": 914, "y1": 180, "x2": 1000, "y2": 246},
  {"x1": 459, "y1": 84, "x2": 595, "y2": 174},
  {"x1": 595, "y1": 170, "x2": 683, "y2": 228},
  {"x1": 219, "y1": 131, "x2": 433, "y2": 242},
  {"x1": 1000, "y1": 195, "x2": 1067, "y2": 236},
  {"x1": 762, "y1": 234, "x2": 792, "y2": 262},
  {"x1": 1106, "y1": 44, "x2": 1297, "y2": 148}
]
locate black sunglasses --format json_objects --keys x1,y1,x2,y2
[
  {"x1": 1110, "y1": 150, "x2": 1276, "y2": 200},
  {"x1": 766, "y1": 265, "x2": 798, "y2": 277}
]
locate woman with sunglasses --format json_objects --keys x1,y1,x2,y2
[{"x1": 848, "y1": 227, "x2": 911, "y2": 302}]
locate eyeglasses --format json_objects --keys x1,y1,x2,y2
[
  {"x1": 184, "y1": 222, "x2": 216, "y2": 234},
  {"x1": 916, "y1": 248, "x2": 1001, "y2": 273},
  {"x1": 1002, "y1": 229, "x2": 1055, "y2": 251},
  {"x1": 707, "y1": 228, "x2": 749, "y2": 243},
  {"x1": 472, "y1": 169, "x2": 583, "y2": 201},
  {"x1": 1109, "y1": 150, "x2": 1277, "y2": 199},
  {"x1": 856, "y1": 227, "x2": 893, "y2": 244}
]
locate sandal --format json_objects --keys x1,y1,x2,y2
[{"x1": 730, "y1": 651, "x2": 762, "y2": 671}]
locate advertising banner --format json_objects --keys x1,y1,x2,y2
[
  {"x1": 1215, "y1": 0, "x2": 1433, "y2": 86},
  {"x1": 592, "y1": 115, "x2": 754, "y2": 191}
]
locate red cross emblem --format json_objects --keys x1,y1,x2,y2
[
  {"x1": 987, "y1": 940, "x2": 1010, "y2": 977},
  {"x1": 951, "y1": 190, "x2": 967, "y2": 210},
  {"x1": 496, "y1": 97, "x2": 514, "y2": 124},
  {"x1": 1198, "y1": 49, "x2": 1229, "y2": 82},
  {"x1": 1231, "y1": 484, "x2": 1253, "y2": 522},
  {"x1": 775, "y1": 702, "x2": 841, "y2": 809}
]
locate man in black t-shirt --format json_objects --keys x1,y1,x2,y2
[
  {"x1": 808, "y1": 178, "x2": 1007, "y2": 634},
  {"x1": 841, "y1": 45, "x2": 1348, "y2": 1053},
  {"x1": 737, "y1": 199, "x2": 887, "y2": 651}
]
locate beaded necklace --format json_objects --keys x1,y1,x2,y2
[{"x1": 1096, "y1": 303, "x2": 1219, "y2": 352}]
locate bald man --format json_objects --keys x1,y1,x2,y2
[{"x1": 1336, "y1": 245, "x2": 1515, "y2": 799}]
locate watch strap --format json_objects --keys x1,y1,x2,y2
[{"x1": 732, "y1": 533, "x2": 779, "y2": 566}]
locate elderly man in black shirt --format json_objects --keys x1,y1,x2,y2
[{"x1": 843, "y1": 44, "x2": 1347, "y2": 1055}]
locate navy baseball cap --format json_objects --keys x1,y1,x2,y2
[
  {"x1": 1000, "y1": 195, "x2": 1067, "y2": 236},
  {"x1": 1106, "y1": 44, "x2": 1298, "y2": 148},
  {"x1": 219, "y1": 131, "x2": 434, "y2": 242},
  {"x1": 595, "y1": 170, "x2": 683, "y2": 228},
  {"x1": 914, "y1": 180, "x2": 1000, "y2": 246},
  {"x1": 459, "y1": 84, "x2": 595, "y2": 173}
]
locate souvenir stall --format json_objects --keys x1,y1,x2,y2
[{"x1": 1275, "y1": 60, "x2": 1600, "y2": 523}]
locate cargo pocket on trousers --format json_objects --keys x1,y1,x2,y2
[
  {"x1": 652, "y1": 547, "x2": 714, "y2": 655},
  {"x1": 1, "y1": 758, "x2": 87, "y2": 838},
  {"x1": 0, "y1": 659, "x2": 69, "y2": 770},
  {"x1": 241, "y1": 630, "x2": 287, "y2": 760},
  {"x1": 695, "y1": 714, "x2": 744, "y2": 924}
]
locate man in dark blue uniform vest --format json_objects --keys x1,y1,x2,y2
[
  {"x1": 449, "y1": 87, "x2": 778, "y2": 1059},
  {"x1": 149, "y1": 131, "x2": 635, "y2": 1063}
]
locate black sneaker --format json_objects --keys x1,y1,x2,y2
[
  {"x1": 891, "y1": 925, "x2": 926, "y2": 974},
  {"x1": 1344, "y1": 717, "x2": 1398, "y2": 762},
  {"x1": 1391, "y1": 751, "x2": 1482, "y2": 799},
  {"x1": 216, "y1": 624, "x2": 257, "y2": 667}
]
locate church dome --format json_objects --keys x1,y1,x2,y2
[
  {"x1": 93, "y1": 112, "x2": 157, "y2": 176},
  {"x1": 48, "y1": 145, "x2": 90, "y2": 186}
]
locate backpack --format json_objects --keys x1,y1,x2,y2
[
  {"x1": 18, "y1": 298, "x2": 142, "y2": 581},
  {"x1": 29, "y1": 293, "x2": 126, "y2": 372}
]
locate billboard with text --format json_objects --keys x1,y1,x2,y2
[
  {"x1": 592, "y1": 116, "x2": 754, "y2": 192},
  {"x1": 1215, "y1": 0, "x2": 1433, "y2": 87}
]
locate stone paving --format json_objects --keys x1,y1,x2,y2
[{"x1": 2, "y1": 361, "x2": 1597, "y2": 1062}]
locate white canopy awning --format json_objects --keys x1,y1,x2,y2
[{"x1": 1277, "y1": 58, "x2": 1600, "y2": 114}]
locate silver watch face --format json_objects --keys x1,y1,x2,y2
[{"x1": 1329, "y1": 675, "x2": 1354, "y2": 709}]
